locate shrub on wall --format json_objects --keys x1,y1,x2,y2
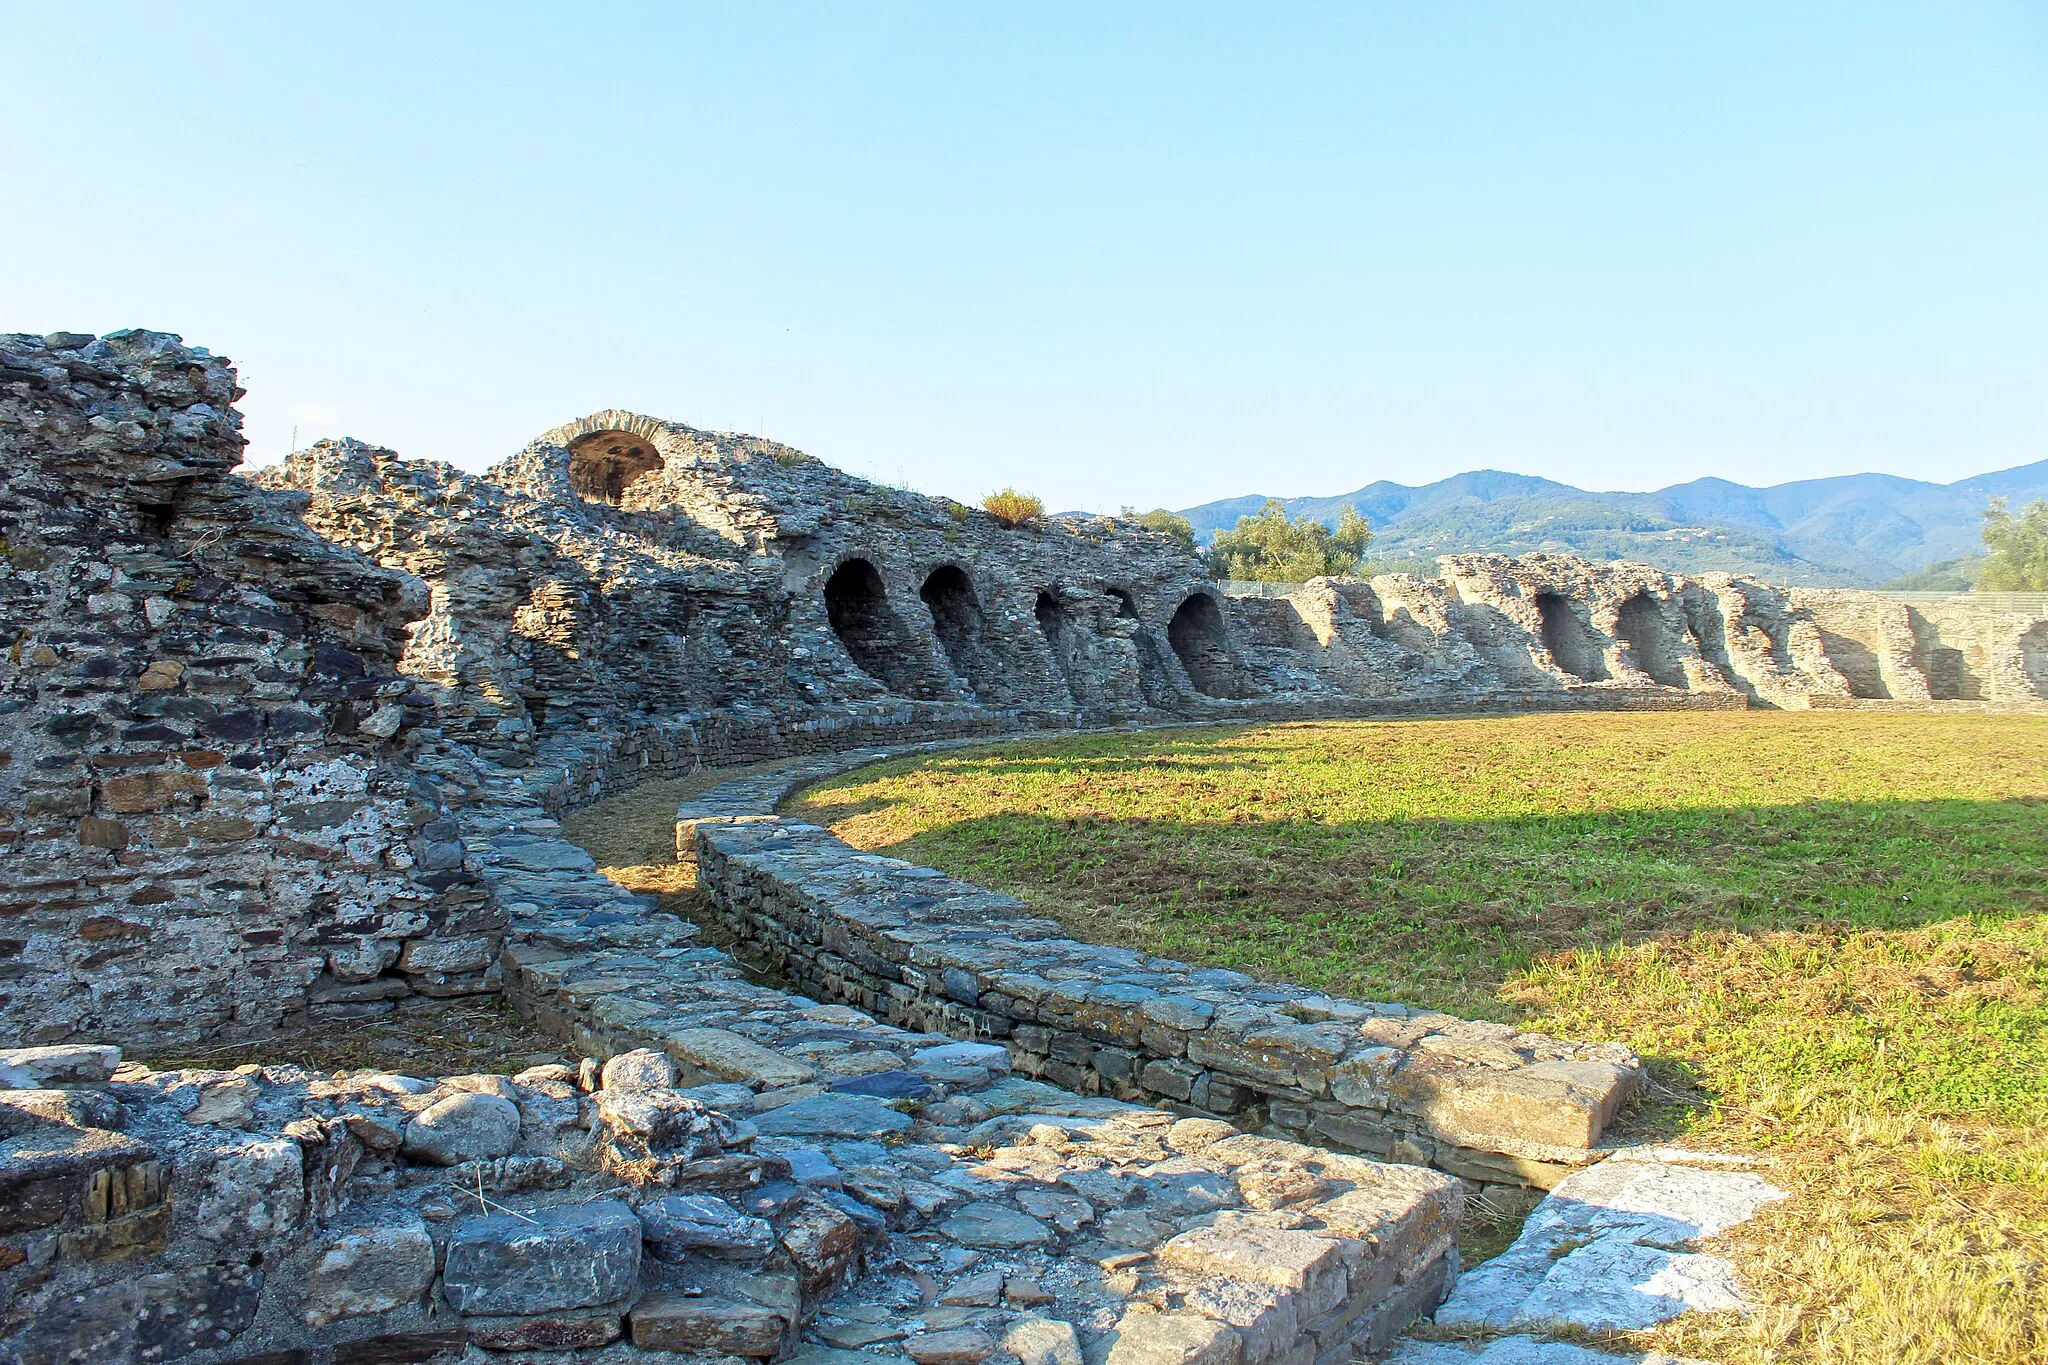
[{"x1": 982, "y1": 488, "x2": 1045, "y2": 528}]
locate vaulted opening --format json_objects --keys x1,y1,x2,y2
[
  {"x1": 920, "y1": 565, "x2": 994, "y2": 699},
  {"x1": 1036, "y1": 590, "x2": 1084, "y2": 707},
  {"x1": 1614, "y1": 593, "x2": 1685, "y2": 688},
  {"x1": 568, "y1": 431, "x2": 663, "y2": 506},
  {"x1": 1106, "y1": 587, "x2": 1139, "y2": 619},
  {"x1": 1536, "y1": 592, "x2": 1608, "y2": 682},
  {"x1": 1168, "y1": 592, "x2": 1237, "y2": 697},
  {"x1": 824, "y1": 558, "x2": 941, "y2": 697},
  {"x1": 1818, "y1": 630, "x2": 1889, "y2": 699}
]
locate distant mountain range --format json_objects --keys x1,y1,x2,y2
[{"x1": 1176, "y1": 460, "x2": 2048, "y2": 587}]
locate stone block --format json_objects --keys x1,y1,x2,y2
[
  {"x1": 638, "y1": 1193, "x2": 777, "y2": 1260},
  {"x1": 1005, "y1": 1316, "x2": 1084, "y2": 1365},
  {"x1": 1159, "y1": 1225, "x2": 1348, "y2": 1319},
  {"x1": 467, "y1": 1308, "x2": 625, "y2": 1351},
  {"x1": 753, "y1": 1093, "x2": 913, "y2": 1139},
  {"x1": 331, "y1": 1329, "x2": 467, "y2": 1364},
  {"x1": 195, "y1": 1140, "x2": 304, "y2": 1241},
  {"x1": 441, "y1": 1200, "x2": 641, "y2": 1315},
  {"x1": 631, "y1": 1293, "x2": 789, "y2": 1356},
  {"x1": 1105, "y1": 1314, "x2": 1243, "y2": 1365},
  {"x1": 940, "y1": 1201, "x2": 1052, "y2": 1249},
  {"x1": 1141, "y1": 1059, "x2": 1200, "y2": 1102},
  {"x1": 777, "y1": 1194, "x2": 867, "y2": 1302},
  {"x1": 0, "y1": 1044, "x2": 121, "y2": 1088},
  {"x1": 907, "y1": 1327, "x2": 999, "y2": 1364},
  {"x1": 395, "y1": 934, "x2": 498, "y2": 975},
  {"x1": 600, "y1": 1047, "x2": 680, "y2": 1090},
  {"x1": 661, "y1": 1026, "x2": 817, "y2": 1088},
  {"x1": 302, "y1": 1222, "x2": 436, "y2": 1324},
  {"x1": 1393, "y1": 1058, "x2": 1633, "y2": 1157},
  {"x1": 1328, "y1": 1046, "x2": 1401, "y2": 1108}
]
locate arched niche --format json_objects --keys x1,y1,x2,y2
[
  {"x1": 825, "y1": 558, "x2": 946, "y2": 697},
  {"x1": 568, "y1": 431, "x2": 663, "y2": 506},
  {"x1": 1614, "y1": 592, "x2": 1686, "y2": 687},
  {"x1": 1167, "y1": 592, "x2": 1237, "y2": 696},
  {"x1": 920, "y1": 565, "x2": 994, "y2": 696},
  {"x1": 1535, "y1": 592, "x2": 1608, "y2": 682}
]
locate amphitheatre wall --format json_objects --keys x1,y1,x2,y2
[{"x1": 3, "y1": 329, "x2": 2045, "y2": 1365}]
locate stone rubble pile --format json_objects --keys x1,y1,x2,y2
[{"x1": 1, "y1": 1033, "x2": 1464, "y2": 1365}]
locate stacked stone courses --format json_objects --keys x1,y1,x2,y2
[
  {"x1": 5, "y1": 328, "x2": 2047, "y2": 1364},
  {"x1": 0, "y1": 332, "x2": 502, "y2": 1049},
  {"x1": 690, "y1": 810, "x2": 1640, "y2": 1191}
]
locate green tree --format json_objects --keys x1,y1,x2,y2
[
  {"x1": 1121, "y1": 506, "x2": 1197, "y2": 551},
  {"x1": 1978, "y1": 497, "x2": 2048, "y2": 591},
  {"x1": 1204, "y1": 500, "x2": 1373, "y2": 582}
]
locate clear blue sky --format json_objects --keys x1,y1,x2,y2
[{"x1": 5, "y1": 4, "x2": 2044, "y2": 511}]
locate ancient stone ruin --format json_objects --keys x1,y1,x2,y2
[{"x1": 2, "y1": 329, "x2": 2042, "y2": 1365}]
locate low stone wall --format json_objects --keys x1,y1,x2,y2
[
  {"x1": 3, "y1": 1034, "x2": 1463, "y2": 1365},
  {"x1": 677, "y1": 753, "x2": 1642, "y2": 1194}
]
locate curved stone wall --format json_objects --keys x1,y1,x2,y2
[{"x1": 674, "y1": 748, "x2": 1641, "y2": 1192}]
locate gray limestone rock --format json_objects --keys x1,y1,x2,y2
[
  {"x1": 193, "y1": 1139, "x2": 306, "y2": 1241},
  {"x1": 442, "y1": 1199, "x2": 642, "y2": 1315},
  {"x1": 939, "y1": 1202, "x2": 1053, "y2": 1249},
  {"x1": 400, "y1": 1092, "x2": 523, "y2": 1166},
  {"x1": 752, "y1": 1093, "x2": 914, "y2": 1139},
  {"x1": 1433, "y1": 1152, "x2": 1785, "y2": 1333},
  {"x1": 0, "y1": 1045, "x2": 121, "y2": 1089},
  {"x1": 301, "y1": 1222, "x2": 437, "y2": 1324},
  {"x1": 1004, "y1": 1316, "x2": 1084, "y2": 1365},
  {"x1": 638, "y1": 1193, "x2": 777, "y2": 1260},
  {"x1": 602, "y1": 1047, "x2": 680, "y2": 1090}
]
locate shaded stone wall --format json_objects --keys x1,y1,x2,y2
[{"x1": 0, "y1": 333, "x2": 502, "y2": 1047}]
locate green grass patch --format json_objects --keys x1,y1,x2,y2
[{"x1": 785, "y1": 711, "x2": 2048, "y2": 1362}]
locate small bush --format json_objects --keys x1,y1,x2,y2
[
  {"x1": 982, "y1": 488, "x2": 1044, "y2": 528},
  {"x1": 1120, "y1": 506, "x2": 1197, "y2": 551}
]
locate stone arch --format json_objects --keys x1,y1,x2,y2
[
  {"x1": 1535, "y1": 592, "x2": 1608, "y2": 682},
  {"x1": 567, "y1": 431, "x2": 663, "y2": 506},
  {"x1": 1816, "y1": 629, "x2": 1889, "y2": 699},
  {"x1": 824, "y1": 558, "x2": 946, "y2": 698},
  {"x1": 1614, "y1": 593, "x2": 1686, "y2": 687},
  {"x1": 1036, "y1": 591, "x2": 1085, "y2": 707},
  {"x1": 1108, "y1": 586, "x2": 1177, "y2": 706},
  {"x1": 2021, "y1": 622, "x2": 2048, "y2": 700},
  {"x1": 1168, "y1": 592, "x2": 1238, "y2": 697},
  {"x1": 920, "y1": 565, "x2": 996, "y2": 698}
]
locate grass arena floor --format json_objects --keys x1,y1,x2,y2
[{"x1": 771, "y1": 711, "x2": 2048, "y2": 1365}]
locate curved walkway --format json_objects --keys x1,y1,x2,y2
[{"x1": 452, "y1": 720, "x2": 1783, "y2": 1361}]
